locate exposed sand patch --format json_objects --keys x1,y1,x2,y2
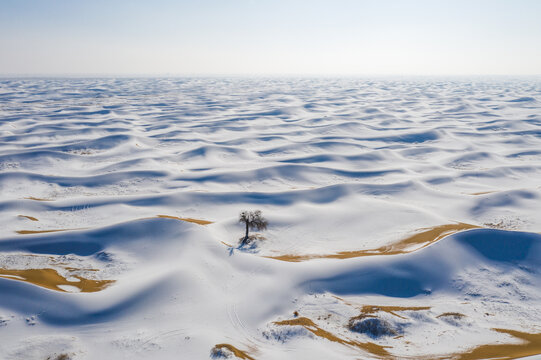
[
  {"x1": 0, "y1": 268, "x2": 113, "y2": 293},
  {"x1": 274, "y1": 317, "x2": 391, "y2": 357},
  {"x1": 316, "y1": 297, "x2": 541, "y2": 359},
  {"x1": 275, "y1": 305, "x2": 541, "y2": 359},
  {"x1": 268, "y1": 223, "x2": 479, "y2": 262},
  {"x1": 352, "y1": 305, "x2": 431, "y2": 321},
  {"x1": 469, "y1": 191, "x2": 498, "y2": 196},
  {"x1": 15, "y1": 215, "x2": 211, "y2": 235},
  {"x1": 16, "y1": 228, "x2": 82, "y2": 235},
  {"x1": 452, "y1": 329, "x2": 541, "y2": 360},
  {"x1": 156, "y1": 215, "x2": 213, "y2": 225},
  {"x1": 346, "y1": 305, "x2": 431, "y2": 340},
  {"x1": 436, "y1": 312, "x2": 466, "y2": 320},
  {"x1": 18, "y1": 215, "x2": 39, "y2": 221},
  {"x1": 211, "y1": 343, "x2": 255, "y2": 360}
]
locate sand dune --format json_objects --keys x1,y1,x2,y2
[{"x1": 1, "y1": 78, "x2": 541, "y2": 359}]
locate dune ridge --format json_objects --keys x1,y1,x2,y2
[{"x1": 1, "y1": 78, "x2": 541, "y2": 359}]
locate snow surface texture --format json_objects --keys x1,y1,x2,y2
[{"x1": 1, "y1": 78, "x2": 541, "y2": 359}]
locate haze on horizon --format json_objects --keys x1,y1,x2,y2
[{"x1": 1, "y1": 0, "x2": 541, "y2": 76}]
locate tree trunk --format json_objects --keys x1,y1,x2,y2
[{"x1": 241, "y1": 221, "x2": 249, "y2": 246}]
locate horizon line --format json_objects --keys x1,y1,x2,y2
[{"x1": 2, "y1": 73, "x2": 541, "y2": 79}]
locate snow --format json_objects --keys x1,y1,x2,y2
[{"x1": 1, "y1": 77, "x2": 541, "y2": 359}]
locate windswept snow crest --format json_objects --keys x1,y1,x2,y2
[{"x1": 1, "y1": 77, "x2": 541, "y2": 359}]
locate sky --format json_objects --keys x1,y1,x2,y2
[{"x1": 1, "y1": 0, "x2": 541, "y2": 76}]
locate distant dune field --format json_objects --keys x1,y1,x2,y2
[{"x1": 0, "y1": 78, "x2": 541, "y2": 359}]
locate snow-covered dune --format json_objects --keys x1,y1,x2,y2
[{"x1": 0, "y1": 77, "x2": 540, "y2": 359}]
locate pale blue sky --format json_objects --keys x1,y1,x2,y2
[{"x1": 1, "y1": 0, "x2": 540, "y2": 75}]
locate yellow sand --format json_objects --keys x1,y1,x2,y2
[
  {"x1": 274, "y1": 317, "x2": 391, "y2": 357},
  {"x1": 0, "y1": 268, "x2": 113, "y2": 292},
  {"x1": 157, "y1": 214, "x2": 213, "y2": 225},
  {"x1": 212, "y1": 344, "x2": 255, "y2": 360},
  {"x1": 18, "y1": 215, "x2": 39, "y2": 221},
  {"x1": 268, "y1": 223, "x2": 479, "y2": 262}
]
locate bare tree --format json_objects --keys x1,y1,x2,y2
[{"x1": 239, "y1": 210, "x2": 268, "y2": 246}]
